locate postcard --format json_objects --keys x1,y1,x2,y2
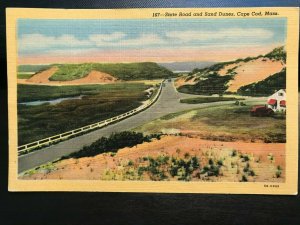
[{"x1": 7, "y1": 7, "x2": 299, "y2": 194}]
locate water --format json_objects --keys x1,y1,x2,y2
[{"x1": 19, "y1": 95, "x2": 85, "y2": 106}]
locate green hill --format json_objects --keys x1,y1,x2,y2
[
  {"x1": 49, "y1": 62, "x2": 173, "y2": 81},
  {"x1": 18, "y1": 65, "x2": 51, "y2": 73}
]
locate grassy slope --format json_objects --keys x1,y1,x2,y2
[
  {"x1": 17, "y1": 83, "x2": 150, "y2": 145},
  {"x1": 177, "y1": 46, "x2": 286, "y2": 95},
  {"x1": 177, "y1": 73, "x2": 233, "y2": 95},
  {"x1": 17, "y1": 73, "x2": 34, "y2": 79},
  {"x1": 135, "y1": 102, "x2": 286, "y2": 143},
  {"x1": 18, "y1": 65, "x2": 51, "y2": 73},
  {"x1": 49, "y1": 62, "x2": 174, "y2": 81}
]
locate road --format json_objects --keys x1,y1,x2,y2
[{"x1": 18, "y1": 80, "x2": 265, "y2": 173}]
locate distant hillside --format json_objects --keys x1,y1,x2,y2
[
  {"x1": 237, "y1": 69, "x2": 286, "y2": 96},
  {"x1": 176, "y1": 46, "x2": 286, "y2": 95},
  {"x1": 49, "y1": 62, "x2": 173, "y2": 81},
  {"x1": 158, "y1": 61, "x2": 216, "y2": 72},
  {"x1": 18, "y1": 65, "x2": 51, "y2": 73}
]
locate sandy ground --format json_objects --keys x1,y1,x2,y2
[
  {"x1": 174, "y1": 76, "x2": 197, "y2": 88},
  {"x1": 21, "y1": 135, "x2": 285, "y2": 182},
  {"x1": 18, "y1": 67, "x2": 118, "y2": 85},
  {"x1": 220, "y1": 58, "x2": 285, "y2": 92}
]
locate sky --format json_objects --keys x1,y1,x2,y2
[{"x1": 17, "y1": 18, "x2": 286, "y2": 64}]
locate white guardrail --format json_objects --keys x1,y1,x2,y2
[{"x1": 18, "y1": 81, "x2": 164, "y2": 155}]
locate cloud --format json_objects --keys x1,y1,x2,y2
[
  {"x1": 46, "y1": 48, "x2": 97, "y2": 56},
  {"x1": 89, "y1": 32, "x2": 126, "y2": 45},
  {"x1": 18, "y1": 33, "x2": 91, "y2": 51},
  {"x1": 19, "y1": 28, "x2": 275, "y2": 54},
  {"x1": 166, "y1": 28, "x2": 274, "y2": 42},
  {"x1": 89, "y1": 33, "x2": 166, "y2": 47},
  {"x1": 19, "y1": 32, "x2": 167, "y2": 53}
]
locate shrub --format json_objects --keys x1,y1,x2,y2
[
  {"x1": 217, "y1": 160, "x2": 223, "y2": 166},
  {"x1": 276, "y1": 165, "x2": 282, "y2": 178},
  {"x1": 241, "y1": 175, "x2": 248, "y2": 182},
  {"x1": 240, "y1": 154, "x2": 250, "y2": 162},
  {"x1": 231, "y1": 150, "x2": 237, "y2": 157},
  {"x1": 63, "y1": 131, "x2": 155, "y2": 159}
]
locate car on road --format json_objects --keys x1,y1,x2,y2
[{"x1": 250, "y1": 105, "x2": 274, "y2": 117}]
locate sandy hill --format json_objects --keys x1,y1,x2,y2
[
  {"x1": 18, "y1": 62, "x2": 173, "y2": 85},
  {"x1": 175, "y1": 46, "x2": 286, "y2": 94},
  {"x1": 18, "y1": 66, "x2": 119, "y2": 85}
]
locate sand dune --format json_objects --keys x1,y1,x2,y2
[
  {"x1": 18, "y1": 67, "x2": 118, "y2": 85},
  {"x1": 20, "y1": 135, "x2": 285, "y2": 181},
  {"x1": 220, "y1": 58, "x2": 285, "y2": 92},
  {"x1": 175, "y1": 76, "x2": 197, "y2": 88}
]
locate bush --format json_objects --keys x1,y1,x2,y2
[
  {"x1": 231, "y1": 150, "x2": 237, "y2": 157},
  {"x1": 276, "y1": 165, "x2": 282, "y2": 178},
  {"x1": 241, "y1": 175, "x2": 248, "y2": 182},
  {"x1": 63, "y1": 131, "x2": 157, "y2": 159}
]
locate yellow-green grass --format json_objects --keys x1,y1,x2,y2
[
  {"x1": 49, "y1": 62, "x2": 173, "y2": 81},
  {"x1": 135, "y1": 101, "x2": 285, "y2": 143},
  {"x1": 17, "y1": 73, "x2": 35, "y2": 79}
]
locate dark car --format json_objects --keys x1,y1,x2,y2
[{"x1": 250, "y1": 105, "x2": 274, "y2": 117}]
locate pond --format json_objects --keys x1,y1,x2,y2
[{"x1": 18, "y1": 95, "x2": 85, "y2": 106}]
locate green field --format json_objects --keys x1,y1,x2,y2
[
  {"x1": 180, "y1": 96, "x2": 245, "y2": 104},
  {"x1": 49, "y1": 62, "x2": 173, "y2": 81},
  {"x1": 135, "y1": 102, "x2": 286, "y2": 143},
  {"x1": 17, "y1": 83, "x2": 150, "y2": 145}
]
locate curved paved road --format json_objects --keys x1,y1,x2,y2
[{"x1": 18, "y1": 80, "x2": 265, "y2": 173}]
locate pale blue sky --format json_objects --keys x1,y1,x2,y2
[{"x1": 18, "y1": 18, "x2": 286, "y2": 56}]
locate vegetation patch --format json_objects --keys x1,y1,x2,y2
[
  {"x1": 264, "y1": 46, "x2": 286, "y2": 63},
  {"x1": 17, "y1": 73, "x2": 35, "y2": 79},
  {"x1": 177, "y1": 73, "x2": 233, "y2": 95},
  {"x1": 102, "y1": 153, "x2": 202, "y2": 181},
  {"x1": 180, "y1": 96, "x2": 244, "y2": 104},
  {"x1": 17, "y1": 83, "x2": 150, "y2": 145},
  {"x1": 61, "y1": 131, "x2": 161, "y2": 159},
  {"x1": 49, "y1": 62, "x2": 173, "y2": 81},
  {"x1": 136, "y1": 103, "x2": 286, "y2": 143}
]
